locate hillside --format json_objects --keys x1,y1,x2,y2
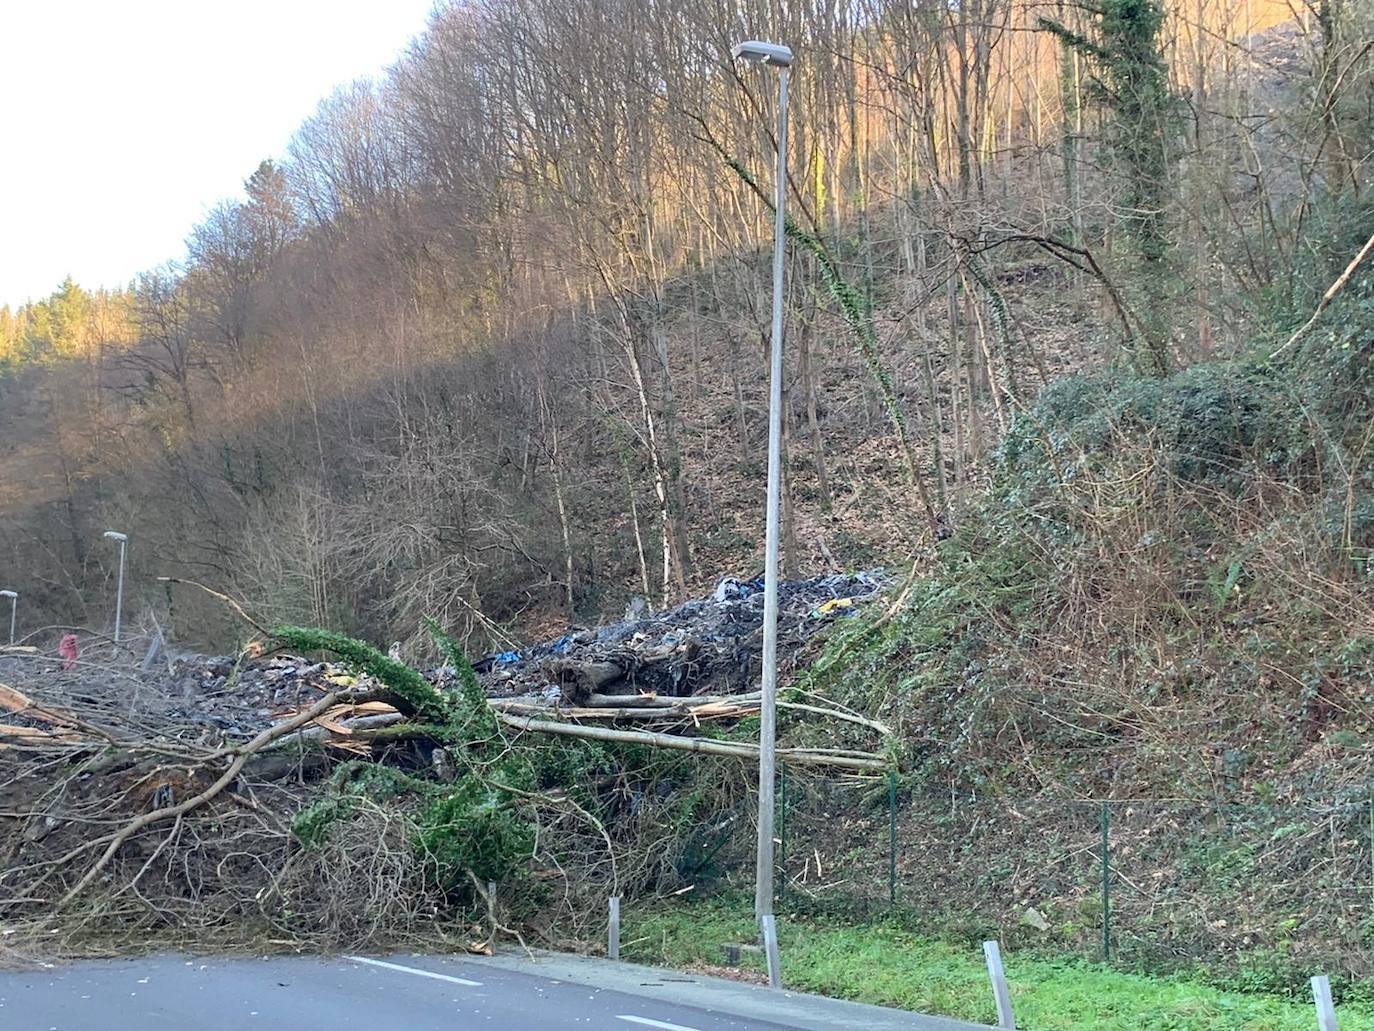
[
  {"x1": 2, "y1": 0, "x2": 1374, "y2": 1020},
  {"x1": 0, "y1": 0, "x2": 1320, "y2": 651}
]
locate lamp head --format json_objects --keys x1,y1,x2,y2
[
  {"x1": 0, "y1": 591, "x2": 14, "y2": 600},
  {"x1": 103, "y1": 530, "x2": 127, "y2": 543},
  {"x1": 731, "y1": 40, "x2": 793, "y2": 68}
]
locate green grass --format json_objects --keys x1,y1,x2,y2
[{"x1": 622, "y1": 897, "x2": 1374, "y2": 1030}]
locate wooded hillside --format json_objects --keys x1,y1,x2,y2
[{"x1": 0, "y1": 0, "x2": 1368, "y2": 657}]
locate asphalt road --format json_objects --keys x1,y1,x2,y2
[{"x1": 0, "y1": 948, "x2": 986, "y2": 1031}]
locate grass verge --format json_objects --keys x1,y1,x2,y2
[{"x1": 621, "y1": 895, "x2": 1374, "y2": 1030}]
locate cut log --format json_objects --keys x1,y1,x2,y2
[{"x1": 541, "y1": 658, "x2": 626, "y2": 703}]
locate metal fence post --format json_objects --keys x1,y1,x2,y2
[
  {"x1": 1312, "y1": 975, "x2": 1339, "y2": 1031},
  {"x1": 608, "y1": 896, "x2": 621, "y2": 961},
  {"x1": 761, "y1": 913, "x2": 782, "y2": 989},
  {"x1": 778, "y1": 764, "x2": 788, "y2": 906},
  {"x1": 1100, "y1": 801, "x2": 1111, "y2": 962},
  {"x1": 982, "y1": 940, "x2": 1016, "y2": 1030},
  {"x1": 888, "y1": 769, "x2": 898, "y2": 906},
  {"x1": 487, "y1": 880, "x2": 497, "y2": 942}
]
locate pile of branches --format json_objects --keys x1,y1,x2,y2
[
  {"x1": 0, "y1": 577, "x2": 893, "y2": 955},
  {"x1": 0, "y1": 632, "x2": 595, "y2": 954}
]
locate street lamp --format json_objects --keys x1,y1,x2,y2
[
  {"x1": 0, "y1": 591, "x2": 15, "y2": 646},
  {"x1": 103, "y1": 531, "x2": 127, "y2": 643},
  {"x1": 732, "y1": 37, "x2": 792, "y2": 967}
]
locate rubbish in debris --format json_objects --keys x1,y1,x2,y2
[
  {"x1": 812, "y1": 597, "x2": 857, "y2": 618},
  {"x1": 58, "y1": 634, "x2": 79, "y2": 671},
  {"x1": 484, "y1": 572, "x2": 885, "y2": 705},
  {"x1": 713, "y1": 577, "x2": 766, "y2": 602}
]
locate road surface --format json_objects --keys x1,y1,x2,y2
[{"x1": 0, "y1": 948, "x2": 986, "y2": 1030}]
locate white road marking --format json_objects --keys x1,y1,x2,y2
[
  {"x1": 344, "y1": 955, "x2": 483, "y2": 987},
  {"x1": 616, "y1": 1016, "x2": 703, "y2": 1031}
]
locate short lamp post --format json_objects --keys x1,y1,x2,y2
[
  {"x1": 0, "y1": 590, "x2": 15, "y2": 646},
  {"x1": 103, "y1": 531, "x2": 128, "y2": 644}
]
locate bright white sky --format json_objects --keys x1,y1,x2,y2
[{"x1": 0, "y1": 0, "x2": 436, "y2": 309}]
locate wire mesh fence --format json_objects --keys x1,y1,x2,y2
[{"x1": 699, "y1": 770, "x2": 1374, "y2": 984}]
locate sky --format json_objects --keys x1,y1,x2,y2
[{"x1": 0, "y1": 0, "x2": 437, "y2": 309}]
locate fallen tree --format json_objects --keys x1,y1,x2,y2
[
  {"x1": 0, "y1": 574, "x2": 895, "y2": 955},
  {"x1": 493, "y1": 712, "x2": 887, "y2": 770}
]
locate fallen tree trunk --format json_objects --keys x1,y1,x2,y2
[
  {"x1": 492, "y1": 701, "x2": 751, "y2": 721},
  {"x1": 494, "y1": 712, "x2": 888, "y2": 770},
  {"x1": 578, "y1": 690, "x2": 763, "y2": 708},
  {"x1": 264, "y1": 710, "x2": 408, "y2": 748},
  {"x1": 490, "y1": 692, "x2": 891, "y2": 736}
]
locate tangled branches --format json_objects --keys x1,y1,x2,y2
[{"x1": 0, "y1": 620, "x2": 773, "y2": 957}]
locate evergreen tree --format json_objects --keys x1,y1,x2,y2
[{"x1": 24, "y1": 277, "x2": 93, "y2": 361}]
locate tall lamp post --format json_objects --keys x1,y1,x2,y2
[
  {"x1": 731, "y1": 38, "x2": 792, "y2": 958},
  {"x1": 0, "y1": 590, "x2": 15, "y2": 646},
  {"x1": 103, "y1": 531, "x2": 128, "y2": 644}
]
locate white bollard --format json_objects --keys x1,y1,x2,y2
[
  {"x1": 608, "y1": 896, "x2": 621, "y2": 960},
  {"x1": 1312, "y1": 975, "x2": 1339, "y2": 1031},
  {"x1": 760, "y1": 914, "x2": 782, "y2": 989},
  {"x1": 982, "y1": 941, "x2": 1015, "y2": 1029}
]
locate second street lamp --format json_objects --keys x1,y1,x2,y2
[
  {"x1": 0, "y1": 590, "x2": 15, "y2": 646},
  {"x1": 732, "y1": 37, "x2": 792, "y2": 954},
  {"x1": 103, "y1": 531, "x2": 128, "y2": 644}
]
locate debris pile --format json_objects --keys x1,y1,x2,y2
[
  {"x1": 480, "y1": 571, "x2": 882, "y2": 703},
  {"x1": 1, "y1": 572, "x2": 885, "y2": 751},
  {"x1": 0, "y1": 572, "x2": 891, "y2": 953}
]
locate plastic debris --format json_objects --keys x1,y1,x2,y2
[
  {"x1": 812, "y1": 597, "x2": 857, "y2": 618},
  {"x1": 58, "y1": 634, "x2": 80, "y2": 671},
  {"x1": 485, "y1": 572, "x2": 886, "y2": 704}
]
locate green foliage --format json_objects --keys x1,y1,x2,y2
[
  {"x1": 273, "y1": 624, "x2": 459, "y2": 724},
  {"x1": 418, "y1": 780, "x2": 535, "y2": 886},
  {"x1": 280, "y1": 625, "x2": 536, "y2": 890},
  {"x1": 0, "y1": 279, "x2": 139, "y2": 374},
  {"x1": 423, "y1": 616, "x2": 496, "y2": 739},
  {"x1": 291, "y1": 795, "x2": 356, "y2": 848},
  {"x1": 624, "y1": 896, "x2": 1374, "y2": 1029},
  {"x1": 278, "y1": 621, "x2": 710, "y2": 897},
  {"x1": 1001, "y1": 286, "x2": 1374, "y2": 499},
  {"x1": 998, "y1": 361, "x2": 1292, "y2": 491},
  {"x1": 292, "y1": 760, "x2": 536, "y2": 889},
  {"x1": 291, "y1": 761, "x2": 445, "y2": 847}
]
